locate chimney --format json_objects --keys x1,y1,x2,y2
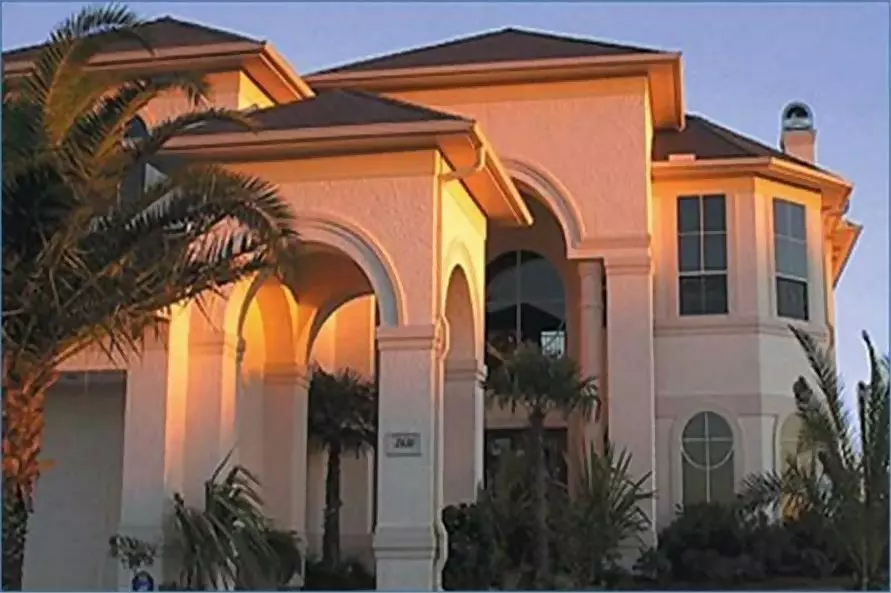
[{"x1": 780, "y1": 102, "x2": 816, "y2": 163}]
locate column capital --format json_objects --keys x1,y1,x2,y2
[
  {"x1": 264, "y1": 362, "x2": 309, "y2": 386},
  {"x1": 373, "y1": 524, "x2": 438, "y2": 560},
  {"x1": 444, "y1": 358, "x2": 487, "y2": 382},
  {"x1": 190, "y1": 330, "x2": 245, "y2": 362},
  {"x1": 376, "y1": 321, "x2": 446, "y2": 355},
  {"x1": 576, "y1": 258, "x2": 605, "y2": 281},
  {"x1": 604, "y1": 253, "x2": 652, "y2": 276}
]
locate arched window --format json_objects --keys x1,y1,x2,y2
[
  {"x1": 485, "y1": 250, "x2": 566, "y2": 363},
  {"x1": 681, "y1": 411, "x2": 735, "y2": 505},
  {"x1": 120, "y1": 117, "x2": 149, "y2": 204},
  {"x1": 779, "y1": 414, "x2": 802, "y2": 472}
]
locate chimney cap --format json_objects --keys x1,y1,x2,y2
[{"x1": 782, "y1": 102, "x2": 814, "y2": 132}]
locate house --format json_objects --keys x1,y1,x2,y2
[{"x1": 2, "y1": 17, "x2": 861, "y2": 591}]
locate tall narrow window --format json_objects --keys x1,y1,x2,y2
[
  {"x1": 774, "y1": 199, "x2": 809, "y2": 320},
  {"x1": 681, "y1": 411, "x2": 735, "y2": 505},
  {"x1": 120, "y1": 117, "x2": 149, "y2": 204},
  {"x1": 677, "y1": 195, "x2": 728, "y2": 315}
]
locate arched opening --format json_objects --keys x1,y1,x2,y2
[
  {"x1": 681, "y1": 411, "x2": 735, "y2": 505},
  {"x1": 121, "y1": 116, "x2": 149, "y2": 203},
  {"x1": 442, "y1": 265, "x2": 482, "y2": 505},
  {"x1": 779, "y1": 414, "x2": 803, "y2": 472}
]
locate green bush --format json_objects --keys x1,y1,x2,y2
[
  {"x1": 302, "y1": 558, "x2": 375, "y2": 591},
  {"x1": 442, "y1": 502, "x2": 499, "y2": 590}
]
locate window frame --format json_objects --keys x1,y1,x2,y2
[
  {"x1": 676, "y1": 194, "x2": 730, "y2": 316},
  {"x1": 772, "y1": 198, "x2": 810, "y2": 321},
  {"x1": 680, "y1": 411, "x2": 735, "y2": 505}
]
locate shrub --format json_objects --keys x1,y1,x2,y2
[{"x1": 302, "y1": 558, "x2": 375, "y2": 590}]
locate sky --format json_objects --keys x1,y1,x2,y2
[{"x1": 2, "y1": 1, "x2": 889, "y2": 389}]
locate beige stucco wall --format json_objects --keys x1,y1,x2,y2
[{"x1": 24, "y1": 376, "x2": 126, "y2": 591}]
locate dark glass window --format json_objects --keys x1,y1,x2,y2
[
  {"x1": 120, "y1": 117, "x2": 149, "y2": 204},
  {"x1": 677, "y1": 195, "x2": 729, "y2": 315},
  {"x1": 485, "y1": 251, "x2": 566, "y2": 367},
  {"x1": 485, "y1": 427, "x2": 568, "y2": 485},
  {"x1": 773, "y1": 199, "x2": 809, "y2": 320}
]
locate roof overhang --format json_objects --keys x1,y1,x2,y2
[
  {"x1": 306, "y1": 53, "x2": 684, "y2": 130},
  {"x1": 653, "y1": 156, "x2": 860, "y2": 285},
  {"x1": 3, "y1": 41, "x2": 314, "y2": 103},
  {"x1": 163, "y1": 120, "x2": 531, "y2": 227}
]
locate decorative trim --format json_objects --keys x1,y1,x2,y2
[
  {"x1": 654, "y1": 316, "x2": 830, "y2": 340},
  {"x1": 57, "y1": 369, "x2": 126, "y2": 387},
  {"x1": 604, "y1": 253, "x2": 652, "y2": 276},
  {"x1": 372, "y1": 524, "x2": 437, "y2": 559},
  {"x1": 190, "y1": 331, "x2": 246, "y2": 362},
  {"x1": 377, "y1": 321, "x2": 446, "y2": 354},
  {"x1": 444, "y1": 358, "x2": 486, "y2": 382},
  {"x1": 264, "y1": 362, "x2": 309, "y2": 387}
]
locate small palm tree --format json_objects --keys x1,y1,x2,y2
[
  {"x1": 559, "y1": 443, "x2": 654, "y2": 587},
  {"x1": 484, "y1": 341, "x2": 598, "y2": 588},
  {"x1": 2, "y1": 5, "x2": 300, "y2": 588},
  {"x1": 307, "y1": 367, "x2": 378, "y2": 567},
  {"x1": 111, "y1": 455, "x2": 303, "y2": 590},
  {"x1": 739, "y1": 327, "x2": 889, "y2": 590}
]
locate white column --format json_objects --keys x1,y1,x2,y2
[
  {"x1": 374, "y1": 323, "x2": 445, "y2": 591},
  {"x1": 262, "y1": 363, "x2": 310, "y2": 535},
  {"x1": 116, "y1": 327, "x2": 183, "y2": 589},
  {"x1": 443, "y1": 358, "x2": 486, "y2": 506},
  {"x1": 577, "y1": 260, "x2": 606, "y2": 452},
  {"x1": 182, "y1": 330, "x2": 244, "y2": 504},
  {"x1": 605, "y1": 255, "x2": 657, "y2": 544}
]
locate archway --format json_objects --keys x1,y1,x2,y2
[{"x1": 442, "y1": 265, "x2": 483, "y2": 505}]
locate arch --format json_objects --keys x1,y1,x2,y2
[
  {"x1": 502, "y1": 158, "x2": 584, "y2": 250},
  {"x1": 679, "y1": 411, "x2": 736, "y2": 505},
  {"x1": 442, "y1": 239, "x2": 483, "y2": 346},
  {"x1": 443, "y1": 265, "x2": 478, "y2": 361},
  {"x1": 294, "y1": 214, "x2": 404, "y2": 328}
]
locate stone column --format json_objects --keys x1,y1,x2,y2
[
  {"x1": 116, "y1": 328, "x2": 183, "y2": 589},
  {"x1": 373, "y1": 323, "x2": 446, "y2": 591},
  {"x1": 604, "y1": 254, "x2": 657, "y2": 543},
  {"x1": 577, "y1": 260, "x2": 606, "y2": 453},
  {"x1": 443, "y1": 358, "x2": 486, "y2": 506},
  {"x1": 262, "y1": 363, "x2": 310, "y2": 535}
]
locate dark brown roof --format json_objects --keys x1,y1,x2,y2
[
  {"x1": 2, "y1": 16, "x2": 261, "y2": 64},
  {"x1": 185, "y1": 89, "x2": 470, "y2": 135},
  {"x1": 653, "y1": 114, "x2": 831, "y2": 174},
  {"x1": 311, "y1": 27, "x2": 667, "y2": 75}
]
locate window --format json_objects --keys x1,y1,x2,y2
[
  {"x1": 485, "y1": 251, "x2": 566, "y2": 367},
  {"x1": 773, "y1": 199, "x2": 809, "y2": 320},
  {"x1": 120, "y1": 117, "x2": 149, "y2": 204},
  {"x1": 677, "y1": 195, "x2": 728, "y2": 315},
  {"x1": 485, "y1": 427, "x2": 568, "y2": 485},
  {"x1": 681, "y1": 411, "x2": 735, "y2": 505}
]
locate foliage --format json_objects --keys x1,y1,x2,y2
[
  {"x1": 306, "y1": 366, "x2": 377, "y2": 567},
  {"x1": 738, "y1": 327, "x2": 889, "y2": 589},
  {"x1": 111, "y1": 455, "x2": 303, "y2": 590},
  {"x1": 109, "y1": 534, "x2": 158, "y2": 572},
  {"x1": 441, "y1": 498, "x2": 500, "y2": 590},
  {"x1": 302, "y1": 557, "x2": 375, "y2": 591},
  {"x1": 557, "y1": 444, "x2": 654, "y2": 588},
  {"x1": 483, "y1": 341, "x2": 597, "y2": 587},
  {"x1": 2, "y1": 3, "x2": 299, "y2": 589}
]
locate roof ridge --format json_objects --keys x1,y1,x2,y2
[
  {"x1": 496, "y1": 25, "x2": 669, "y2": 54},
  {"x1": 144, "y1": 14, "x2": 263, "y2": 45}
]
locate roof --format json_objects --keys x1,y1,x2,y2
[
  {"x1": 2, "y1": 16, "x2": 261, "y2": 63},
  {"x1": 653, "y1": 114, "x2": 831, "y2": 174},
  {"x1": 184, "y1": 89, "x2": 470, "y2": 135},
  {"x1": 311, "y1": 27, "x2": 668, "y2": 75}
]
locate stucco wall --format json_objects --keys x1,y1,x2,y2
[{"x1": 24, "y1": 376, "x2": 125, "y2": 591}]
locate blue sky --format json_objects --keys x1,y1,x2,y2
[{"x1": 3, "y1": 1, "x2": 888, "y2": 388}]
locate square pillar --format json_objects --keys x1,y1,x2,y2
[
  {"x1": 374, "y1": 323, "x2": 446, "y2": 591},
  {"x1": 116, "y1": 328, "x2": 182, "y2": 589},
  {"x1": 443, "y1": 358, "x2": 486, "y2": 506},
  {"x1": 262, "y1": 363, "x2": 310, "y2": 535},
  {"x1": 577, "y1": 260, "x2": 606, "y2": 453},
  {"x1": 604, "y1": 254, "x2": 657, "y2": 543}
]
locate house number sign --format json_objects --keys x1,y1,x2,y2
[{"x1": 384, "y1": 432, "x2": 422, "y2": 457}]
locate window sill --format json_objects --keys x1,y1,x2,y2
[{"x1": 655, "y1": 315, "x2": 830, "y2": 340}]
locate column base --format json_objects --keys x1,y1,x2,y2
[{"x1": 373, "y1": 523, "x2": 443, "y2": 590}]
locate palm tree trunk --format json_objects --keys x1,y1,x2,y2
[
  {"x1": 2, "y1": 374, "x2": 51, "y2": 591},
  {"x1": 529, "y1": 409, "x2": 549, "y2": 589},
  {"x1": 322, "y1": 441, "x2": 342, "y2": 567}
]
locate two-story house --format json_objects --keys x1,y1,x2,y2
[{"x1": 3, "y1": 17, "x2": 860, "y2": 591}]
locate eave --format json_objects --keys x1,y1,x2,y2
[
  {"x1": 163, "y1": 120, "x2": 531, "y2": 227},
  {"x1": 306, "y1": 53, "x2": 684, "y2": 130},
  {"x1": 2, "y1": 41, "x2": 314, "y2": 103}
]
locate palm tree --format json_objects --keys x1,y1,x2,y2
[
  {"x1": 739, "y1": 326, "x2": 889, "y2": 590},
  {"x1": 111, "y1": 455, "x2": 304, "y2": 589},
  {"x1": 483, "y1": 341, "x2": 598, "y2": 588},
  {"x1": 559, "y1": 443, "x2": 654, "y2": 587},
  {"x1": 2, "y1": 5, "x2": 300, "y2": 589},
  {"x1": 307, "y1": 367, "x2": 378, "y2": 567}
]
